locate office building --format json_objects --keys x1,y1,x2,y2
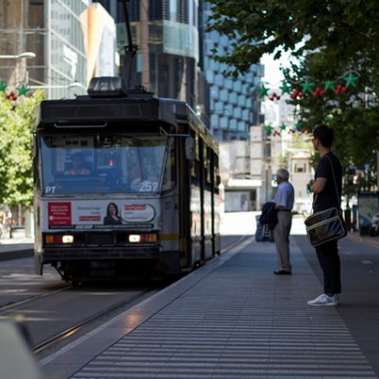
[
  {"x1": 95, "y1": 0, "x2": 201, "y2": 110},
  {"x1": 0, "y1": 0, "x2": 116, "y2": 99},
  {"x1": 202, "y1": 2, "x2": 264, "y2": 141}
]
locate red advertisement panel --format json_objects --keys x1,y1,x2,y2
[{"x1": 48, "y1": 202, "x2": 72, "y2": 226}]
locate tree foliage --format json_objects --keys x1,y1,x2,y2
[
  {"x1": 207, "y1": 0, "x2": 379, "y2": 78},
  {"x1": 207, "y1": 0, "x2": 379, "y2": 191},
  {"x1": 0, "y1": 90, "x2": 45, "y2": 207}
]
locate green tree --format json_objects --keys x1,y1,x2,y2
[
  {"x1": 207, "y1": 0, "x2": 379, "y2": 79},
  {"x1": 207, "y1": 0, "x2": 379, "y2": 190},
  {"x1": 0, "y1": 90, "x2": 45, "y2": 207}
]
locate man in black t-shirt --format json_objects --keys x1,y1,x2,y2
[{"x1": 307, "y1": 124, "x2": 343, "y2": 307}]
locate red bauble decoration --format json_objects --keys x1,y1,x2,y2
[
  {"x1": 269, "y1": 92, "x2": 281, "y2": 101},
  {"x1": 335, "y1": 84, "x2": 347, "y2": 95},
  {"x1": 290, "y1": 89, "x2": 303, "y2": 100},
  {"x1": 313, "y1": 87, "x2": 325, "y2": 98},
  {"x1": 5, "y1": 91, "x2": 17, "y2": 101}
]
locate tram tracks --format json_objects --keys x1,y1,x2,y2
[
  {"x1": 0, "y1": 285, "x2": 70, "y2": 314},
  {"x1": 0, "y1": 268, "x2": 167, "y2": 358},
  {"x1": 32, "y1": 284, "x2": 164, "y2": 356},
  {"x1": 32, "y1": 241, "x2": 245, "y2": 356}
]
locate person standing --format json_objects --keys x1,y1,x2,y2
[
  {"x1": 273, "y1": 168, "x2": 295, "y2": 275},
  {"x1": 65, "y1": 152, "x2": 91, "y2": 175},
  {"x1": 307, "y1": 124, "x2": 343, "y2": 306}
]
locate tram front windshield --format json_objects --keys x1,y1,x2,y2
[{"x1": 39, "y1": 134, "x2": 172, "y2": 195}]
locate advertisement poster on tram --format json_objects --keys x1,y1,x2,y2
[{"x1": 47, "y1": 200, "x2": 156, "y2": 229}]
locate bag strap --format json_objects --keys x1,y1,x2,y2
[
  {"x1": 313, "y1": 154, "x2": 341, "y2": 212},
  {"x1": 324, "y1": 154, "x2": 342, "y2": 210}
]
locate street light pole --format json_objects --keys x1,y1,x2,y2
[
  {"x1": 0, "y1": 52, "x2": 36, "y2": 60},
  {"x1": 28, "y1": 82, "x2": 87, "y2": 91},
  {"x1": 0, "y1": 52, "x2": 36, "y2": 89}
]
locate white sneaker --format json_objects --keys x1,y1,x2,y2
[{"x1": 307, "y1": 294, "x2": 339, "y2": 306}]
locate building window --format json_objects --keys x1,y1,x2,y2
[
  {"x1": 220, "y1": 89, "x2": 228, "y2": 101},
  {"x1": 149, "y1": 0, "x2": 163, "y2": 20},
  {"x1": 177, "y1": 0, "x2": 189, "y2": 24},
  {"x1": 294, "y1": 162, "x2": 306, "y2": 173}
]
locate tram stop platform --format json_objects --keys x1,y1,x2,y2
[
  {"x1": 0, "y1": 236, "x2": 34, "y2": 261},
  {"x1": 38, "y1": 214, "x2": 379, "y2": 379}
]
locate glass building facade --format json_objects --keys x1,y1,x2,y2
[
  {"x1": 44, "y1": 0, "x2": 88, "y2": 99},
  {"x1": 0, "y1": 0, "x2": 116, "y2": 100},
  {"x1": 95, "y1": 0, "x2": 200, "y2": 108},
  {"x1": 92, "y1": 1, "x2": 263, "y2": 141},
  {"x1": 203, "y1": 2, "x2": 263, "y2": 141}
]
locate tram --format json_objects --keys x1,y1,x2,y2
[{"x1": 33, "y1": 77, "x2": 221, "y2": 283}]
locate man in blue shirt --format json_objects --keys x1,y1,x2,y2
[{"x1": 273, "y1": 168, "x2": 295, "y2": 275}]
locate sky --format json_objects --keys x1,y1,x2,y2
[
  {"x1": 260, "y1": 52, "x2": 294, "y2": 127},
  {"x1": 261, "y1": 51, "x2": 292, "y2": 87}
]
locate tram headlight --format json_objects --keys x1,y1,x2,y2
[
  {"x1": 129, "y1": 234, "x2": 141, "y2": 243},
  {"x1": 128, "y1": 233, "x2": 158, "y2": 243},
  {"x1": 62, "y1": 235, "x2": 74, "y2": 244}
]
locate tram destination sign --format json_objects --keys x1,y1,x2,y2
[{"x1": 39, "y1": 99, "x2": 160, "y2": 123}]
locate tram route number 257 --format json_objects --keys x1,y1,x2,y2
[{"x1": 138, "y1": 181, "x2": 158, "y2": 192}]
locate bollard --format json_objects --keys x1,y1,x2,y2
[{"x1": 25, "y1": 211, "x2": 34, "y2": 238}]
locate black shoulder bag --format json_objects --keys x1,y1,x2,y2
[{"x1": 304, "y1": 155, "x2": 347, "y2": 247}]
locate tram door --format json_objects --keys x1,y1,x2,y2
[
  {"x1": 198, "y1": 137, "x2": 206, "y2": 263},
  {"x1": 200, "y1": 139, "x2": 214, "y2": 262},
  {"x1": 178, "y1": 134, "x2": 193, "y2": 270}
]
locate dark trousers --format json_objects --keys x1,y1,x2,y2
[{"x1": 315, "y1": 240, "x2": 341, "y2": 295}]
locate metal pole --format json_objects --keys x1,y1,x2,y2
[
  {"x1": 120, "y1": 0, "x2": 133, "y2": 48},
  {"x1": 119, "y1": 0, "x2": 138, "y2": 89}
]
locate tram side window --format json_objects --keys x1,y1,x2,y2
[
  {"x1": 191, "y1": 132, "x2": 199, "y2": 179},
  {"x1": 206, "y1": 147, "x2": 212, "y2": 184},
  {"x1": 162, "y1": 138, "x2": 176, "y2": 192},
  {"x1": 213, "y1": 155, "x2": 220, "y2": 193},
  {"x1": 34, "y1": 141, "x2": 41, "y2": 192}
]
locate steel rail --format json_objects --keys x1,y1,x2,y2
[{"x1": 32, "y1": 285, "x2": 161, "y2": 355}]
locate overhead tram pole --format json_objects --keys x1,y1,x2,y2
[{"x1": 118, "y1": 0, "x2": 139, "y2": 90}]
